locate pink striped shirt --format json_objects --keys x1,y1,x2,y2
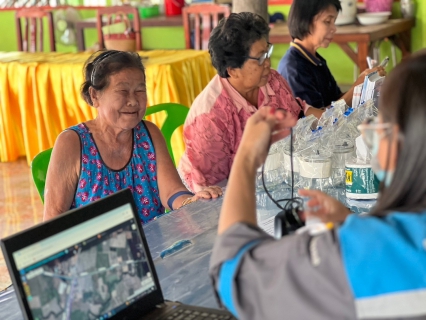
[{"x1": 178, "y1": 69, "x2": 303, "y2": 192}]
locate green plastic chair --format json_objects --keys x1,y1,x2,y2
[
  {"x1": 31, "y1": 148, "x2": 53, "y2": 203},
  {"x1": 144, "y1": 102, "x2": 190, "y2": 166}
]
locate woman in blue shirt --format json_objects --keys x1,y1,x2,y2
[{"x1": 278, "y1": 0, "x2": 385, "y2": 109}]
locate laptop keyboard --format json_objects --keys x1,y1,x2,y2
[{"x1": 160, "y1": 308, "x2": 234, "y2": 320}]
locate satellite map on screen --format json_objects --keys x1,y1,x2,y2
[{"x1": 19, "y1": 222, "x2": 155, "y2": 320}]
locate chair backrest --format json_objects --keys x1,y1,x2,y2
[
  {"x1": 182, "y1": 4, "x2": 231, "y2": 50},
  {"x1": 31, "y1": 148, "x2": 53, "y2": 203},
  {"x1": 15, "y1": 8, "x2": 56, "y2": 52},
  {"x1": 144, "y1": 103, "x2": 190, "y2": 166},
  {"x1": 96, "y1": 6, "x2": 142, "y2": 51}
]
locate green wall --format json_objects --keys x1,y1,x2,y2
[
  {"x1": 1, "y1": 11, "x2": 20, "y2": 52},
  {"x1": 1, "y1": 1, "x2": 425, "y2": 84},
  {"x1": 0, "y1": 9, "x2": 185, "y2": 52}
]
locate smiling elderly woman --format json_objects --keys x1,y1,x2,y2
[
  {"x1": 178, "y1": 12, "x2": 322, "y2": 192},
  {"x1": 43, "y1": 50, "x2": 221, "y2": 223}
]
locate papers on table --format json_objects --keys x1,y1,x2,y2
[
  {"x1": 258, "y1": 215, "x2": 276, "y2": 237},
  {"x1": 355, "y1": 71, "x2": 385, "y2": 108}
]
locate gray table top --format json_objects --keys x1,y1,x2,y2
[{"x1": 0, "y1": 185, "x2": 375, "y2": 320}]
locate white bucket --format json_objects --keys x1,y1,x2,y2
[{"x1": 335, "y1": 0, "x2": 357, "y2": 25}]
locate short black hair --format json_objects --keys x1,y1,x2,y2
[
  {"x1": 288, "y1": 0, "x2": 341, "y2": 40},
  {"x1": 208, "y1": 12, "x2": 270, "y2": 78},
  {"x1": 81, "y1": 50, "x2": 145, "y2": 106}
]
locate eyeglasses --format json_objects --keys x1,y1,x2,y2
[
  {"x1": 247, "y1": 42, "x2": 274, "y2": 66},
  {"x1": 357, "y1": 117, "x2": 393, "y2": 149}
]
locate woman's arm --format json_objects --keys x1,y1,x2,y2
[
  {"x1": 304, "y1": 105, "x2": 324, "y2": 119},
  {"x1": 179, "y1": 109, "x2": 233, "y2": 192},
  {"x1": 144, "y1": 121, "x2": 221, "y2": 210},
  {"x1": 43, "y1": 130, "x2": 81, "y2": 221},
  {"x1": 271, "y1": 70, "x2": 324, "y2": 119}
]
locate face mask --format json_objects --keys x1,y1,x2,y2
[{"x1": 371, "y1": 131, "x2": 394, "y2": 187}]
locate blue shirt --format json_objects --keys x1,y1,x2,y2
[{"x1": 278, "y1": 42, "x2": 342, "y2": 109}]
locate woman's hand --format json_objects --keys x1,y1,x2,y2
[
  {"x1": 179, "y1": 186, "x2": 223, "y2": 208},
  {"x1": 238, "y1": 107, "x2": 297, "y2": 169},
  {"x1": 298, "y1": 189, "x2": 351, "y2": 223},
  {"x1": 354, "y1": 66, "x2": 387, "y2": 86},
  {"x1": 193, "y1": 186, "x2": 223, "y2": 200},
  {"x1": 305, "y1": 106, "x2": 325, "y2": 119}
]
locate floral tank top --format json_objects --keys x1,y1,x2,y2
[{"x1": 69, "y1": 121, "x2": 164, "y2": 224}]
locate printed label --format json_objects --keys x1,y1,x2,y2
[{"x1": 345, "y1": 165, "x2": 379, "y2": 199}]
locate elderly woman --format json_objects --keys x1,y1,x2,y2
[
  {"x1": 43, "y1": 50, "x2": 221, "y2": 223},
  {"x1": 178, "y1": 12, "x2": 322, "y2": 192},
  {"x1": 278, "y1": 0, "x2": 385, "y2": 109}
]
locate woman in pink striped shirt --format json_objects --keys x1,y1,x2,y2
[{"x1": 178, "y1": 12, "x2": 322, "y2": 192}]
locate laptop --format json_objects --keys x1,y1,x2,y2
[{"x1": 1, "y1": 189, "x2": 234, "y2": 320}]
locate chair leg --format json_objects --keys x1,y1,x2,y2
[
  {"x1": 391, "y1": 43, "x2": 397, "y2": 67},
  {"x1": 353, "y1": 44, "x2": 358, "y2": 81},
  {"x1": 373, "y1": 41, "x2": 380, "y2": 66}
]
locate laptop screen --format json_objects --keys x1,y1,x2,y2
[{"x1": 12, "y1": 203, "x2": 157, "y2": 320}]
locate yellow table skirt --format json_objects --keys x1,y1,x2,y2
[{"x1": 0, "y1": 51, "x2": 216, "y2": 165}]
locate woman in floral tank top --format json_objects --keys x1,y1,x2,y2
[{"x1": 43, "y1": 51, "x2": 222, "y2": 224}]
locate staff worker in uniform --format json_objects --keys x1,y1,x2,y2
[
  {"x1": 210, "y1": 52, "x2": 426, "y2": 319},
  {"x1": 278, "y1": 0, "x2": 385, "y2": 109}
]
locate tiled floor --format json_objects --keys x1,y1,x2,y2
[{"x1": 0, "y1": 158, "x2": 44, "y2": 290}]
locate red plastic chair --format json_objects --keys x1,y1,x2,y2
[
  {"x1": 96, "y1": 6, "x2": 142, "y2": 51},
  {"x1": 182, "y1": 4, "x2": 231, "y2": 50},
  {"x1": 15, "y1": 8, "x2": 56, "y2": 52}
]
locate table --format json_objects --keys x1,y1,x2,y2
[
  {"x1": 75, "y1": 15, "x2": 184, "y2": 51},
  {"x1": 269, "y1": 18, "x2": 415, "y2": 71},
  {"x1": 0, "y1": 184, "x2": 374, "y2": 319},
  {"x1": 0, "y1": 50, "x2": 216, "y2": 164}
]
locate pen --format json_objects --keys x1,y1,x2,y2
[
  {"x1": 379, "y1": 56, "x2": 389, "y2": 68},
  {"x1": 366, "y1": 56, "x2": 373, "y2": 69}
]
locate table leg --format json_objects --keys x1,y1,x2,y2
[
  {"x1": 76, "y1": 26, "x2": 85, "y2": 52},
  {"x1": 402, "y1": 30, "x2": 412, "y2": 54},
  {"x1": 389, "y1": 31, "x2": 411, "y2": 58},
  {"x1": 357, "y1": 42, "x2": 369, "y2": 72},
  {"x1": 337, "y1": 43, "x2": 358, "y2": 65}
]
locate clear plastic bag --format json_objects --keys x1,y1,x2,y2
[
  {"x1": 282, "y1": 142, "x2": 316, "y2": 188},
  {"x1": 256, "y1": 142, "x2": 285, "y2": 191},
  {"x1": 298, "y1": 148, "x2": 333, "y2": 191},
  {"x1": 274, "y1": 98, "x2": 376, "y2": 194},
  {"x1": 332, "y1": 139, "x2": 355, "y2": 187}
]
